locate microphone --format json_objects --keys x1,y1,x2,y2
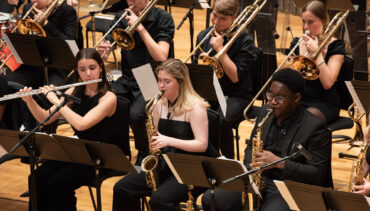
[
  {"x1": 296, "y1": 143, "x2": 312, "y2": 160},
  {"x1": 55, "y1": 91, "x2": 81, "y2": 104}
]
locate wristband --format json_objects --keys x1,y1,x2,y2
[
  {"x1": 45, "y1": 90, "x2": 53, "y2": 97},
  {"x1": 317, "y1": 60, "x2": 325, "y2": 66}
]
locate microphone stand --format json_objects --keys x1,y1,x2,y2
[
  {"x1": 177, "y1": 1, "x2": 196, "y2": 63},
  {"x1": 9, "y1": 99, "x2": 68, "y2": 211},
  {"x1": 223, "y1": 150, "x2": 302, "y2": 184}
]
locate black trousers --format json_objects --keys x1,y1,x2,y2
[
  {"x1": 202, "y1": 183, "x2": 291, "y2": 211},
  {"x1": 29, "y1": 160, "x2": 95, "y2": 211},
  {"x1": 113, "y1": 76, "x2": 148, "y2": 153},
  {"x1": 113, "y1": 171, "x2": 205, "y2": 211},
  {"x1": 211, "y1": 96, "x2": 250, "y2": 159}
]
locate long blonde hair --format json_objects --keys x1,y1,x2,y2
[{"x1": 155, "y1": 59, "x2": 209, "y2": 116}]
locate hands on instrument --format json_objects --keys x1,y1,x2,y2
[
  {"x1": 32, "y1": 6, "x2": 45, "y2": 21},
  {"x1": 352, "y1": 178, "x2": 370, "y2": 195},
  {"x1": 250, "y1": 150, "x2": 285, "y2": 170},
  {"x1": 20, "y1": 85, "x2": 63, "y2": 106},
  {"x1": 209, "y1": 30, "x2": 224, "y2": 52},
  {"x1": 151, "y1": 131, "x2": 171, "y2": 151},
  {"x1": 7, "y1": 0, "x2": 19, "y2": 6},
  {"x1": 302, "y1": 34, "x2": 319, "y2": 53},
  {"x1": 97, "y1": 40, "x2": 113, "y2": 59},
  {"x1": 125, "y1": 8, "x2": 144, "y2": 32}
]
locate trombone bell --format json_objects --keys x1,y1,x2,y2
[
  {"x1": 291, "y1": 56, "x2": 320, "y2": 80},
  {"x1": 112, "y1": 28, "x2": 135, "y2": 50},
  {"x1": 199, "y1": 55, "x2": 224, "y2": 78}
]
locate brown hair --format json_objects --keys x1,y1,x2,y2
[
  {"x1": 212, "y1": 0, "x2": 239, "y2": 17},
  {"x1": 72, "y1": 48, "x2": 112, "y2": 98},
  {"x1": 302, "y1": 1, "x2": 329, "y2": 27}
]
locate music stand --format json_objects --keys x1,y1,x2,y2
[
  {"x1": 276, "y1": 180, "x2": 370, "y2": 211},
  {"x1": 346, "y1": 80, "x2": 370, "y2": 115},
  {"x1": 293, "y1": 0, "x2": 355, "y2": 10},
  {"x1": 163, "y1": 153, "x2": 254, "y2": 211},
  {"x1": 52, "y1": 134, "x2": 137, "y2": 211},
  {"x1": 3, "y1": 33, "x2": 78, "y2": 85}
]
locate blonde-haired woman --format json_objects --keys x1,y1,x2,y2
[{"x1": 113, "y1": 58, "x2": 214, "y2": 211}]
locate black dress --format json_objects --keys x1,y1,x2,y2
[
  {"x1": 29, "y1": 94, "x2": 114, "y2": 211},
  {"x1": 290, "y1": 38, "x2": 346, "y2": 123},
  {"x1": 113, "y1": 116, "x2": 208, "y2": 211}
]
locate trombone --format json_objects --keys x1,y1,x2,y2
[
  {"x1": 242, "y1": 30, "x2": 310, "y2": 121},
  {"x1": 111, "y1": 0, "x2": 159, "y2": 51},
  {"x1": 291, "y1": 10, "x2": 349, "y2": 80},
  {"x1": 199, "y1": 0, "x2": 267, "y2": 78}
]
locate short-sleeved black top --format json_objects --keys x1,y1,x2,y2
[
  {"x1": 194, "y1": 27, "x2": 256, "y2": 100},
  {"x1": 107, "y1": 7, "x2": 175, "y2": 78},
  {"x1": 71, "y1": 94, "x2": 114, "y2": 144},
  {"x1": 290, "y1": 38, "x2": 345, "y2": 121}
]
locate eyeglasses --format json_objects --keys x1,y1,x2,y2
[{"x1": 266, "y1": 92, "x2": 290, "y2": 104}]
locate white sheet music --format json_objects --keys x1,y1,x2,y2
[
  {"x1": 65, "y1": 40, "x2": 79, "y2": 56},
  {"x1": 0, "y1": 145, "x2": 7, "y2": 157},
  {"x1": 132, "y1": 63, "x2": 159, "y2": 101},
  {"x1": 3, "y1": 34, "x2": 22, "y2": 64},
  {"x1": 213, "y1": 73, "x2": 227, "y2": 116},
  {"x1": 163, "y1": 154, "x2": 183, "y2": 184},
  {"x1": 198, "y1": 0, "x2": 210, "y2": 9},
  {"x1": 274, "y1": 180, "x2": 300, "y2": 211}
]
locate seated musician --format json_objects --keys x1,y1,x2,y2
[
  {"x1": 202, "y1": 68, "x2": 332, "y2": 211},
  {"x1": 97, "y1": 0, "x2": 175, "y2": 165},
  {"x1": 289, "y1": 0, "x2": 345, "y2": 124},
  {"x1": 20, "y1": 48, "x2": 117, "y2": 211},
  {"x1": 193, "y1": 0, "x2": 256, "y2": 159},
  {"x1": 0, "y1": 0, "x2": 78, "y2": 131},
  {"x1": 112, "y1": 58, "x2": 217, "y2": 211}
]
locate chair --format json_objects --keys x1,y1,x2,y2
[
  {"x1": 87, "y1": 96, "x2": 131, "y2": 211},
  {"x1": 207, "y1": 109, "x2": 221, "y2": 157},
  {"x1": 328, "y1": 56, "x2": 363, "y2": 147}
]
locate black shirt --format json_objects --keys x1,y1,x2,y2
[
  {"x1": 194, "y1": 27, "x2": 256, "y2": 99},
  {"x1": 107, "y1": 7, "x2": 175, "y2": 79},
  {"x1": 262, "y1": 106, "x2": 303, "y2": 184},
  {"x1": 289, "y1": 38, "x2": 345, "y2": 109},
  {"x1": 0, "y1": 75, "x2": 8, "y2": 105}
]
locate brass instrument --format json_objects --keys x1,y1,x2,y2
[
  {"x1": 184, "y1": 25, "x2": 215, "y2": 63},
  {"x1": 242, "y1": 29, "x2": 310, "y2": 122},
  {"x1": 112, "y1": 0, "x2": 159, "y2": 50},
  {"x1": 346, "y1": 103, "x2": 365, "y2": 148},
  {"x1": 141, "y1": 92, "x2": 163, "y2": 192},
  {"x1": 348, "y1": 130, "x2": 369, "y2": 192},
  {"x1": 179, "y1": 185, "x2": 195, "y2": 211},
  {"x1": 17, "y1": 0, "x2": 66, "y2": 36},
  {"x1": 291, "y1": 10, "x2": 349, "y2": 80},
  {"x1": 199, "y1": 0, "x2": 266, "y2": 78},
  {"x1": 0, "y1": 79, "x2": 102, "y2": 102},
  {"x1": 248, "y1": 108, "x2": 273, "y2": 211}
]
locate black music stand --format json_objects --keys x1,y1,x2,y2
[
  {"x1": 346, "y1": 80, "x2": 370, "y2": 115},
  {"x1": 52, "y1": 134, "x2": 137, "y2": 211},
  {"x1": 276, "y1": 180, "x2": 370, "y2": 211},
  {"x1": 163, "y1": 153, "x2": 254, "y2": 211},
  {"x1": 150, "y1": 61, "x2": 218, "y2": 101},
  {"x1": 4, "y1": 33, "x2": 77, "y2": 85}
]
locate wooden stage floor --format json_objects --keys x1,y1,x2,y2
[{"x1": 0, "y1": 1, "x2": 369, "y2": 210}]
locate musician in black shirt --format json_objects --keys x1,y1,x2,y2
[
  {"x1": 194, "y1": 0, "x2": 256, "y2": 159},
  {"x1": 97, "y1": 0, "x2": 175, "y2": 164}
]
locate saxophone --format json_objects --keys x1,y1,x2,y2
[
  {"x1": 141, "y1": 92, "x2": 163, "y2": 192},
  {"x1": 248, "y1": 108, "x2": 273, "y2": 211},
  {"x1": 179, "y1": 185, "x2": 195, "y2": 211},
  {"x1": 348, "y1": 135, "x2": 369, "y2": 192}
]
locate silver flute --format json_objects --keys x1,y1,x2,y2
[{"x1": 0, "y1": 79, "x2": 102, "y2": 102}]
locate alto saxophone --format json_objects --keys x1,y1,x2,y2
[
  {"x1": 179, "y1": 185, "x2": 196, "y2": 211},
  {"x1": 248, "y1": 108, "x2": 273, "y2": 211},
  {"x1": 348, "y1": 136, "x2": 369, "y2": 192},
  {"x1": 141, "y1": 92, "x2": 163, "y2": 192}
]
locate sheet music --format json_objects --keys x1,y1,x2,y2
[
  {"x1": 198, "y1": 0, "x2": 210, "y2": 9},
  {"x1": 365, "y1": 196, "x2": 370, "y2": 206},
  {"x1": 65, "y1": 40, "x2": 79, "y2": 57},
  {"x1": 345, "y1": 81, "x2": 365, "y2": 114},
  {"x1": 213, "y1": 73, "x2": 227, "y2": 116},
  {"x1": 274, "y1": 180, "x2": 300, "y2": 211},
  {"x1": 132, "y1": 63, "x2": 159, "y2": 101},
  {"x1": 3, "y1": 34, "x2": 23, "y2": 64},
  {"x1": 163, "y1": 154, "x2": 184, "y2": 184},
  {"x1": 0, "y1": 145, "x2": 7, "y2": 156}
]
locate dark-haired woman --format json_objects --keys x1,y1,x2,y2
[
  {"x1": 290, "y1": 0, "x2": 345, "y2": 124},
  {"x1": 20, "y1": 48, "x2": 117, "y2": 211}
]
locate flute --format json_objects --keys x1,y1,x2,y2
[{"x1": 0, "y1": 79, "x2": 102, "y2": 102}]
